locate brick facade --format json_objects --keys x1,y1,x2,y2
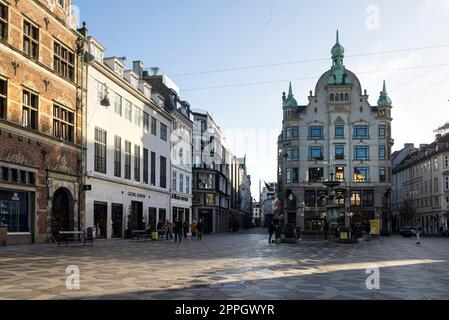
[{"x1": 0, "y1": 0, "x2": 85, "y2": 244}]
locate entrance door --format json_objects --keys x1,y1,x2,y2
[
  {"x1": 94, "y1": 202, "x2": 107, "y2": 239},
  {"x1": 149, "y1": 208, "x2": 157, "y2": 231},
  {"x1": 131, "y1": 201, "x2": 144, "y2": 230},
  {"x1": 52, "y1": 188, "x2": 73, "y2": 237},
  {"x1": 111, "y1": 204, "x2": 123, "y2": 238},
  {"x1": 200, "y1": 210, "x2": 213, "y2": 234}
]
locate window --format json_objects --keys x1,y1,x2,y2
[
  {"x1": 124, "y1": 100, "x2": 132, "y2": 122},
  {"x1": 335, "y1": 125, "x2": 344, "y2": 139},
  {"x1": 150, "y1": 152, "x2": 156, "y2": 185},
  {"x1": 172, "y1": 171, "x2": 177, "y2": 191},
  {"x1": 379, "y1": 167, "x2": 386, "y2": 183},
  {"x1": 330, "y1": 93, "x2": 334, "y2": 101},
  {"x1": 309, "y1": 146, "x2": 323, "y2": 161},
  {"x1": 354, "y1": 146, "x2": 369, "y2": 161},
  {"x1": 286, "y1": 168, "x2": 292, "y2": 183},
  {"x1": 22, "y1": 90, "x2": 38, "y2": 130},
  {"x1": 335, "y1": 166, "x2": 345, "y2": 182},
  {"x1": 94, "y1": 128, "x2": 107, "y2": 173},
  {"x1": 285, "y1": 128, "x2": 291, "y2": 140},
  {"x1": 444, "y1": 176, "x2": 449, "y2": 191},
  {"x1": 292, "y1": 148, "x2": 299, "y2": 161},
  {"x1": 344, "y1": 93, "x2": 349, "y2": 101},
  {"x1": 292, "y1": 126, "x2": 299, "y2": 139},
  {"x1": 114, "y1": 136, "x2": 121, "y2": 177},
  {"x1": 205, "y1": 194, "x2": 215, "y2": 206},
  {"x1": 309, "y1": 126, "x2": 324, "y2": 140},
  {"x1": 309, "y1": 168, "x2": 324, "y2": 183},
  {"x1": 180, "y1": 174, "x2": 184, "y2": 193},
  {"x1": 292, "y1": 168, "x2": 299, "y2": 183},
  {"x1": 0, "y1": 78, "x2": 7, "y2": 119},
  {"x1": 198, "y1": 173, "x2": 214, "y2": 189},
  {"x1": 354, "y1": 125, "x2": 369, "y2": 139},
  {"x1": 160, "y1": 156, "x2": 167, "y2": 188},
  {"x1": 286, "y1": 148, "x2": 291, "y2": 161},
  {"x1": 151, "y1": 117, "x2": 157, "y2": 136},
  {"x1": 94, "y1": 80, "x2": 105, "y2": 104},
  {"x1": 23, "y1": 19, "x2": 39, "y2": 59},
  {"x1": 143, "y1": 148, "x2": 149, "y2": 184},
  {"x1": 351, "y1": 191, "x2": 361, "y2": 207},
  {"x1": 362, "y1": 190, "x2": 374, "y2": 207},
  {"x1": 444, "y1": 155, "x2": 449, "y2": 168},
  {"x1": 57, "y1": 0, "x2": 65, "y2": 8},
  {"x1": 379, "y1": 125, "x2": 386, "y2": 138},
  {"x1": 124, "y1": 141, "x2": 131, "y2": 179},
  {"x1": 134, "y1": 107, "x2": 142, "y2": 127},
  {"x1": 54, "y1": 41, "x2": 75, "y2": 81},
  {"x1": 160, "y1": 123, "x2": 168, "y2": 141},
  {"x1": 113, "y1": 94, "x2": 122, "y2": 116},
  {"x1": 335, "y1": 145, "x2": 345, "y2": 160},
  {"x1": 186, "y1": 176, "x2": 190, "y2": 195},
  {"x1": 379, "y1": 146, "x2": 386, "y2": 160},
  {"x1": 0, "y1": 2, "x2": 7, "y2": 40},
  {"x1": 53, "y1": 104, "x2": 74, "y2": 142},
  {"x1": 354, "y1": 167, "x2": 369, "y2": 182},
  {"x1": 134, "y1": 145, "x2": 141, "y2": 182},
  {"x1": 434, "y1": 177, "x2": 439, "y2": 193},
  {"x1": 143, "y1": 112, "x2": 149, "y2": 131}
]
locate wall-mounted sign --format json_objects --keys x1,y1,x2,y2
[{"x1": 127, "y1": 192, "x2": 148, "y2": 199}]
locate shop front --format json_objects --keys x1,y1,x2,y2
[{"x1": 0, "y1": 188, "x2": 33, "y2": 245}]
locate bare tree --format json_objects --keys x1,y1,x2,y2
[{"x1": 399, "y1": 200, "x2": 416, "y2": 225}]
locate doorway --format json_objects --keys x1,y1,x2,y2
[
  {"x1": 111, "y1": 204, "x2": 123, "y2": 238},
  {"x1": 52, "y1": 188, "x2": 74, "y2": 238},
  {"x1": 131, "y1": 201, "x2": 144, "y2": 230},
  {"x1": 200, "y1": 209, "x2": 213, "y2": 234},
  {"x1": 94, "y1": 202, "x2": 107, "y2": 239}
]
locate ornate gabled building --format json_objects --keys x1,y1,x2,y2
[{"x1": 277, "y1": 31, "x2": 394, "y2": 234}]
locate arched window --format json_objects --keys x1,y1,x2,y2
[
  {"x1": 330, "y1": 94, "x2": 334, "y2": 101},
  {"x1": 335, "y1": 94, "x2": 339, "y2": 101},
  {"x1": 340, "y1": 94, "x2": 344, "y2": 101},
  {"x1": 345, "y1": 93, "x2": 349, "y2": 101}
]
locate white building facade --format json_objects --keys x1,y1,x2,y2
[
  {"x1": 277, "y1": 32, "x2": 394, "y2": 233},
  {"x1": 84, "y1": 37, "x2": 172, "y2": 239}
]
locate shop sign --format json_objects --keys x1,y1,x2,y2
[
  {"x1": 127, "y1": 192, "x2": 148, "y2": 199},
  {"x1": 11, "y1": 193, "x2": 20, "y2": 201}
]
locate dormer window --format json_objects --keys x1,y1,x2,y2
[{"x1": 115, "y1": 64, "x2": 124, "y2": 77}]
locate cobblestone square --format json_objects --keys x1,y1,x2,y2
[{"x1": 1, "y1": 229, "x2": 448, "y2": 300}]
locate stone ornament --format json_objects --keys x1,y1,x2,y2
[{"x1": 52, "y1": 154, "x2": 73, "y2": 174}]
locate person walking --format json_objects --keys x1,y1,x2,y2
[
  {"x1": 190, "y1": 220, "x2": 197, "y2": 239},
  {"x1": 165, "y1": 220, "x2": 173, "y2": 243},
  {"x1": 182, "y1": 220, "x2": 189, "y2": 239},
  {"x1": 157, "y1": 220, "x2": 163, "y2": 239},
  {"x1": 197, "y1": 219, "x2": 204, "y2": 240},
  {"x1": 174, "y1": 219, "x2": 183, "y2": 243},
  {"x1": 416, "y1": 222, "x2": 422, "y2": 245},
  {"x1": 268, "y1": 221, "x2": 275, "y2": 244},
  {"x1": 365, "y1": 220, "x2": 371, "y2": 242},
  {"x1": 323, "y1": 218, "x2": 330, "y2": 241},
  {"x1": 351, "y1": 221, "x2": 359, "y2": 241}
]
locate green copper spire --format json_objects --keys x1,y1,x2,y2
[
  {"x1": 377, "y1": 80, "x2": 392, "y2": 107},
  {"x1": 328, "y1": 30, "x2": 351, "y2": 85},
  {"x1": 283, "y1": 82, "x2": 298, "y2": 109}
]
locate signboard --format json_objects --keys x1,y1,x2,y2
[
  {"x1": 83, "y1": 185, "x2": 92, "y2": 191},
  {"x1": 370, "y1": 220, "x2": 380, "y2": 235}
]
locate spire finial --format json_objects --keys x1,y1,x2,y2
[
  {"x1": 336, "y1": 29, "x2": 339, "y2": 43},
  {"x1": 288, "y1": 82, "x2": 293, "y2": 97},
  {"x1": 383, "y1": 80, "x2": 387, "y2": 94}
]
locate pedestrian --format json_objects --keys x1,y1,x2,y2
[
  {"x1": 197, "y1": 219, "x2": 204, "y2": 240},
  {"x1": 190, "y1": 220, "x2": 197, "y2": 239},
  {"x1": 416, "y1": 222, "x2": 422, "y2": 245},
  {"x1": 365, "y1": 220, "x2": 371, "y2": 242},
  {"x1": 183, "y1": 220, "x2": 189, "y2": 239},
  {"x1": 165, "y1": 220, "x2": 173, "y2": 242},
  {"x1": 268, "y1": 221, "x2": 275, "y2": 244},
  {"x1": 174, "y1": 219, "x2": 183, "y2": 243},
  {"x1": 351, "y1": 221, "x2": 359, "y2": 241},
  {"x1": 157, "y1": 220, "x2": 163, "y2": 238},
  {"x1": 323, "y1": 218, "x2": 330, "y2": 241}
]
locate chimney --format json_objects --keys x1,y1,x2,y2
[
  {"x1": 133, "y1": 61, "x2": 144, "y2": 79},
  {"x1": 436, "y1": 134, "x2": 442, "y2": 142},
  {"x1": 404, "y1": 143, "x2": 415, "y2": 150}
]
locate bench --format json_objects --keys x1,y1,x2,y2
[
  {"x1": 57, "y1": 229, "x2": 94, "y2": 247},
  {"x1": 131, "y1": 230, "x2": 151, "y2": 242}
]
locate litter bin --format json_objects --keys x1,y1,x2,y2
[
  {"x1": 339, "y1": 226, "x2": 351, "y2": 243},
  {"x1": 151, "y1": 231, "x2": 159, "y2": 241}
]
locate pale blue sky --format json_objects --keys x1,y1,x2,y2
[{"x1": 74, "y1": 0, "x2": 449, "y2": 199}]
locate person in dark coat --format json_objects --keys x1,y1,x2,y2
[
  {"x1": 268, "y1": 221, "x2": 275, "y2": 244},
  {"x1": 365, "y1": 220, "x2": 371, "y2": 242},
  {"x1": 323, "y1": 218, "x2": 330, "y2": 241},
  {"x1": 174, "y1": 219, "x2": 183, "y2": 243},
  {"x1": 197, "y1": 219, "x2": 204, "y2": 240},
  {"x1": 182, "y1": 220, "x2": 189, "y2": 239}
]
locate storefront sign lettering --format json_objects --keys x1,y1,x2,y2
[
  {"x1": 127, "y1": 192, "x2": 148, "y2": 199},
  {"x1": 0, "y1": 129, "x2": 42, "y2": 147}
]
